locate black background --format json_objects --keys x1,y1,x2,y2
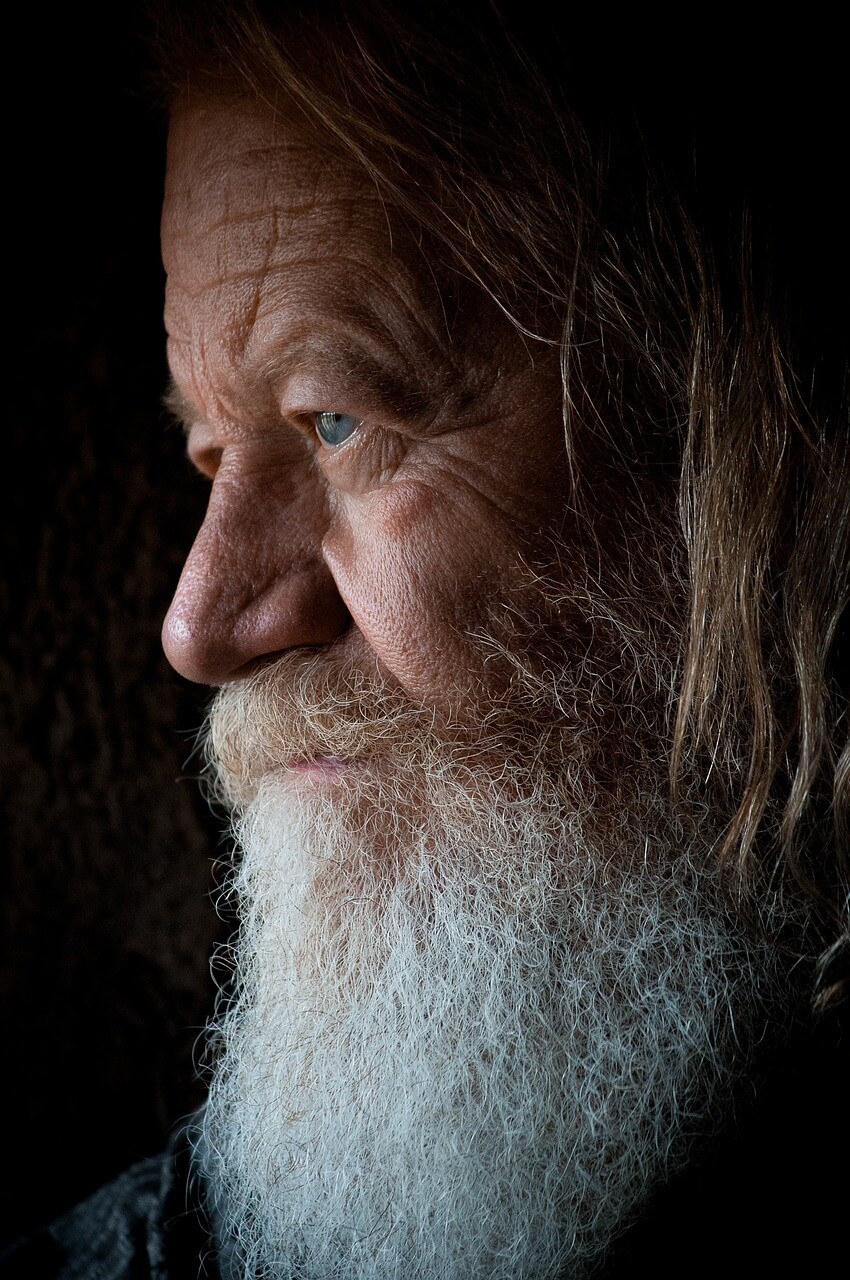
[
  {"x1": 3, "y1": 4, "x2": 221, "y2": 1245},
  {"x1": 2, "y1": 1, "x2": 847, "y2": 1253}
]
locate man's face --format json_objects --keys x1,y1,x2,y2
[
  {"x1": 160, "y1": 96, "x2": 774, "y2": 1280},
  {"x1": 162, "y1": 95, "x2": 572, "y2": 720}
]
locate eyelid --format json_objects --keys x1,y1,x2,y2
[{"x1": 281, "y1": 373, "x2": 386, "y2": 433}]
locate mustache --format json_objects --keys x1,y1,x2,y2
[
  {"x1": 204, "y1": 650, "x2": 431, "y2": 806},
  {"x1": 202, "y1": 565, "x2": 677, "y2": 813}
]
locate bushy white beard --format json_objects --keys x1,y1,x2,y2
[{"x1": 198, "y1": 668, "x2": 780, "y2": 1280}]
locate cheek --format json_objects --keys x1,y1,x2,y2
[{"x1": 322, "y1": 478, "x2": 524, "y2": 703}]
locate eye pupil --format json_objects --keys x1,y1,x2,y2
[{"x1": 315, "y1": 411, "x2": 359, "y2": 446}]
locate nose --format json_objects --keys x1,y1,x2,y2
[{"x1": 162, "y1": 466, "x2": 350, "y2": 684}]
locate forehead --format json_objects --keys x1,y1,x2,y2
[
  {"x1": 163, "y1": 95, "x2": 379, "y2": 262},
  {"x1": 161, "y1": 95, "x2": 476, "y2": 424}
]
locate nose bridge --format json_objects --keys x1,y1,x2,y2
[{"x1": 162, "y1": 462, "x2": 350, "y2": 684}]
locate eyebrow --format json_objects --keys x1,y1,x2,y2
[
  {"x1": 259, "y1": 330, "x2": 450, "y2": 419},
  {"x1": 163, "y1": 378, "x2": 198, "y2": 433},
  {"x1": 164, "y1": 327, "x2": 462, "y2": 434}
]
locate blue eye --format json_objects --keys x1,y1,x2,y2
[{"x1": 314, "y1": 411, "x2": 360, "y2": 446}]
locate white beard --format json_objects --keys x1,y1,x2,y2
[{"x1": 197, "y1": 667, "x2": 782, "y2": 1280}]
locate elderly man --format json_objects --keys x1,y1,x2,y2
[{"x1": 6, "y1": 2, "x2": 847, "y2": 1278}]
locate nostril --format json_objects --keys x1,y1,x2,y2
[{"x1": 161, "y1": 547, "x2": 353, "y2": 686}]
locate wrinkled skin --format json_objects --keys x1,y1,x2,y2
[{"x1": 161, "y1": 96, "x2": 573, "y2": 713}]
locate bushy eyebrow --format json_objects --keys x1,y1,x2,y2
[
  {"x1": 257, "y1": 332, "x2": 444, "y2": 420},
  {"x1": 163, "y1": 344, "x2": 433, "y2": 436},
  {"x1": 162, "y1": 377, "x2": 198, "y2": 435},
  {"x1": 163, "y1": 324, "x2": 475, "y2": 436}
]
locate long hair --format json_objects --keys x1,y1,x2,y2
[{"x1": 150, "y1": 0, "x2": 848, "y2": 1003}]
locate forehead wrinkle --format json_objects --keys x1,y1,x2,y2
[
  {"x1": 166, "y1": 265, "x2": 277, "y2": 306},
  {"x1": 168, "y1": 101, "x2": 338, "y2": 186},
  {"x1": 167, "y1": 323, "x2": 274, "y2": 437},
  {"x1": 167, "y1": 193, "x2": 370, "y2": 247},
  {"x1": 164, "y1": 198, "x2": 388, "y2": 302}
]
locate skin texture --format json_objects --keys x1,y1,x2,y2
[{"x1": 161, "y1": 96, "x2": 572, "y2": 712}]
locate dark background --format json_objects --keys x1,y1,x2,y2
[
  {"x1": 2, "y1": 1, "x2": 847, "y2": 1252},
  {"x1": 2, "y1": 4, "x2": 222, "y2": 1245}
]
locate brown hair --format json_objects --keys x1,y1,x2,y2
[{"x1": 151, "y1": 0, "x2": 848, "y2": 1003}]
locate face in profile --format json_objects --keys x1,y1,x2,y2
[
  {"x1": 161, "y1": 94, "x2": 782, "y2": 1280},
  {"x1": 162, "y1": 94, "x2": 576, "y2": 711}
]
